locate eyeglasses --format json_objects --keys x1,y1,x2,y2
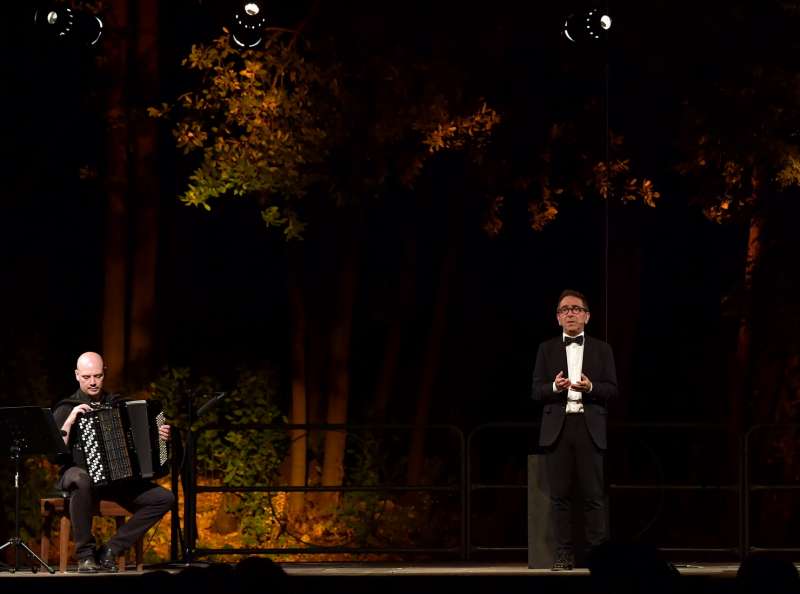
[{"x1": 557, "y1": 306, "x2": 588, "y2": 315}]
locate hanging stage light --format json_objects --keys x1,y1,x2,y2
[
  {"x1": 562, "y1": 8, "x2": 612, "y2": 44},
  {"x1": 230, "y1": 1, "x2": 267, "y2": 49},
  {"x1": 33, "y1": 5, "x2": 104, "y2": 47}
]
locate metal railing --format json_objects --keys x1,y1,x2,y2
[
  {"x1": 177, "y1": 423, "x2": 465, "y2": 561},
  {"x1": 465, "y1": 422, "x2": 534, "y2": 558},
  {"x1": 606, "y1": 423, "x2": 742, "y2": 558},
  {"x1": 744, "y1": 424, "x2": 800, "y2": 556},
  {"x1": 463, "y1": 422, "x2": 780, "y2": 561},
  {"x1": 166, "y1": 420, "x2": 800, "y2": 561}
]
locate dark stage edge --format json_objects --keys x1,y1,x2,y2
[{"x1": 0, "y1": 562, "x2": 747, "y2": 594}]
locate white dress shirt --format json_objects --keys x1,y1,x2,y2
[{"x1": 552, "y1": 332, "x2": 585, "y2": 413}]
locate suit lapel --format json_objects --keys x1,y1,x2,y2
[
  {"x1": 582, "y1": 336, "x2": 595, "y2": 377},
  {"x1": 553, "y1": 337, "x2": 569, "y2": 378}
]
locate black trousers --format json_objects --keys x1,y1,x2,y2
[
  {"x1": 58, "y1": 467, "x2": 175, "y2": 560},
  {"x1": 545, "y1": 414, "x2": 607, "y2": 555}
]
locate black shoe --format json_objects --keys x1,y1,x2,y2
[
  {"x1": 95, "y1": 545, "x2": 119, "y2": 572},
  {"x1": 77, "y1": 557, "x2": 99, "y2": 573},
  {"x1": 552, "y1": 551, "x2": 574, "y2": 571}
]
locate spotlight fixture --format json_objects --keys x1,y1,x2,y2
[
  {"x1": 562, "y1": 8, "x2": 612, "y2": 43},
  {"x1": 230, "y1": 1, "x2": 267, "y2": 48},
  {"x1": 33, "y1": 5, "x2": 104, "y2": 47}
]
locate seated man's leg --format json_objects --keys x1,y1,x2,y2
[
  {"x1": 58, "y1": 467, "x2": 97, "y2": 560},
  {"x1": 105, "y1": 482, "x2": 175, "y2": 555}
]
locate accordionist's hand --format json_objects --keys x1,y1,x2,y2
[
  {"x1": 67, "y1": 403, "x2": 93, "y2": 425},
  {"x1": 159, "y1": 424, "x2": 171, "y2": 441},
  {"x1": 60, "y1": 403, "x2": 94, "y2": 444}
]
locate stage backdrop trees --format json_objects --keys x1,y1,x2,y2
[
  {"x1": 92, "y1": 0, "x2": 163, "y2": 388},
  {"x1": 127, "y1": 0, "x2": 163, "y2": 385},
  {"x1": 672, "y1": 4, "x2": 800, "y2": 435},
  {"x1": 667, "y1": 3, "x2": 800, "y2": 549},
  {"x1": 100, "y1": 0, "x2": 131, "y2": 389},
  {"x1": 151, "y1": 25, "x2": 500, "y2": 519},
  {"x1": 153, "y1": 3, "x2": 668, "y2": 513}
]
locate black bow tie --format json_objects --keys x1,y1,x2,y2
[{"x1": 564, "y1": 335, "x2": 584, "y2": 346}]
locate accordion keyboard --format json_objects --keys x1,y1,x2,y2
[
  {"x1": 155, "y1": 410, "x2": 168, "y2": 467},
  {"x1": 77, "y1": 407, "x2": 133, "y2": 486},
  {"x1": 78, "y1": 414, "x2": 107, "y2": 485}
]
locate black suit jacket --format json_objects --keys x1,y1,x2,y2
[{"x1": 531, "y1": 335, "x2": 618, "y2": 449}]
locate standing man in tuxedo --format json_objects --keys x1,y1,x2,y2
[{"x1": 532, "y1": 289, "x2": 618, "y2": 570}]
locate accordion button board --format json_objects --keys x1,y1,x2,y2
[{"x1": 76, "y1": 400, "x2": 169, "y2": 487}]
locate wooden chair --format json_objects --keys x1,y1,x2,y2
[{"x1": 40, "y1": 496, "x2": 144, "y2": 573}]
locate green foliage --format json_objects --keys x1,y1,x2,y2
[
  {"x1": 335, "y1": 431, "x2": 386, "y2": 545},
  {"x1": 329, "y1": 433, "x2": 459, "y2": 549},
  {"x1": 147, "y1": 368, "x2": 463, "y2": 551},
  {"x1": 152, "y1": 29, "x2": 500, "y2": 238},
  {"x1": 147, "y1": 367, "x2": 216, "y2": 429},
  {"x1": 150, "y1": 366, "x2": 286, "y2": 480},
  {"x1": 179, "y1": 36, "x2": 328, "y2": 239},
  {"x1": 150, "y1": 366, "x2": 288, "y2": 545}
]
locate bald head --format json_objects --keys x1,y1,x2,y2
[{"x1": 75, "y1": 352, "x2": 105, "y2": 400}]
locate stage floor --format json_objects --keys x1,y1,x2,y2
[
  {"x1": 0, "y1": 561, "x2": 744, "y2": 576},
  {"x1": 0, "y1": 561, "x2": 749, "y2": 594},
  {"x1": 282, "y1": 561, "x2": 742, "y2": 576}
]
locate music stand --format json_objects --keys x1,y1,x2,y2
[{"x1": 0, "y1": 406, "x2": 68, "y2": 573}]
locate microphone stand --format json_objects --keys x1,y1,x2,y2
[{"x1": 182, "y1": 392, "x2": 226, "y2": 565}]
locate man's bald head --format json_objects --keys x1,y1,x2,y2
[{"x1": 75, "y1": 352, "x2": 105, "y2": 400}]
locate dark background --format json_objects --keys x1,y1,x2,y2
[{"x1": 1, "y1": 0, "x2": 798, "y2": 557}]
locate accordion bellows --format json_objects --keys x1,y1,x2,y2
[{"x1": 76, "y1": 400, "x2": 169, "y2": 486}]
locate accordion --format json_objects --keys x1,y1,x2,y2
[{"x1": 76, "y1": 400, "x2": 169, "y2": 486}]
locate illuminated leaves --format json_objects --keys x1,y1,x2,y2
[
  {"x1": 640, "y1": 179, "x2": 661, "y2": 208},
  {"x1": 151, "y1": 33, "x2": 331, "y2": 238},
  {"x1": 588, "y1": 157, "x2": 661, "y2": 207},
  {"x1": 512, "y1": 116, "x2": 663, "y2": 234},
  {"x1": 174, "y1": 121, "x2": 208, "y2": 152},
  {"x1": 419, "y1": 101, "x2": 501, "y2": 154},
  {"x1": 528, "y1": 196, "x2": 559, "y2": 232},
  {"x1": 482, "y1": 195, "x2": 504, "y2": 237},
  {"x1": 677, "y1": 63, "x2": 800, "y2": 224},
  {"x1": 153, "y1": 30, "x2": 500, "y2": 238},
  {"x1": 776, "y1": 150, "x2": 800, "y2": 188},
  {"x1": 261, "y1": 205, "x2": 306, "y2": 240},
  {"x1": 723, "y1": 160, "x2": 744, "y2": 190}
]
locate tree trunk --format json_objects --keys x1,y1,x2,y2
[
  {"x1": 305, "y1": 322, "x2": 325, "y2": 472},
  {"x1": 320, "y1": 232, "x2": 359, "y2": 508},
  {"x1": 287, "y1": 245, "x2": 308, "y2": 520},
  {"x1": 102, "y1": 0, "x2": 131, "y2": 389},
  {"x1": 372, "y1": 235, "x2": 416, "y2": 423},
  {"x1": 407, "y1": 234, "x2": 458, "y2": 486},
  {"x1": 303, "y1": 269, "x2": 326, "y2": 491},
  {"x1": 730, "y1": 211, "x2": 763, "y2": 434},
  {"x1": 606, "y1": 205, "x2": 643, "y2": 420},
  {"x1": 128, "y1": 0, "x2": 160, "y2": 383}
]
